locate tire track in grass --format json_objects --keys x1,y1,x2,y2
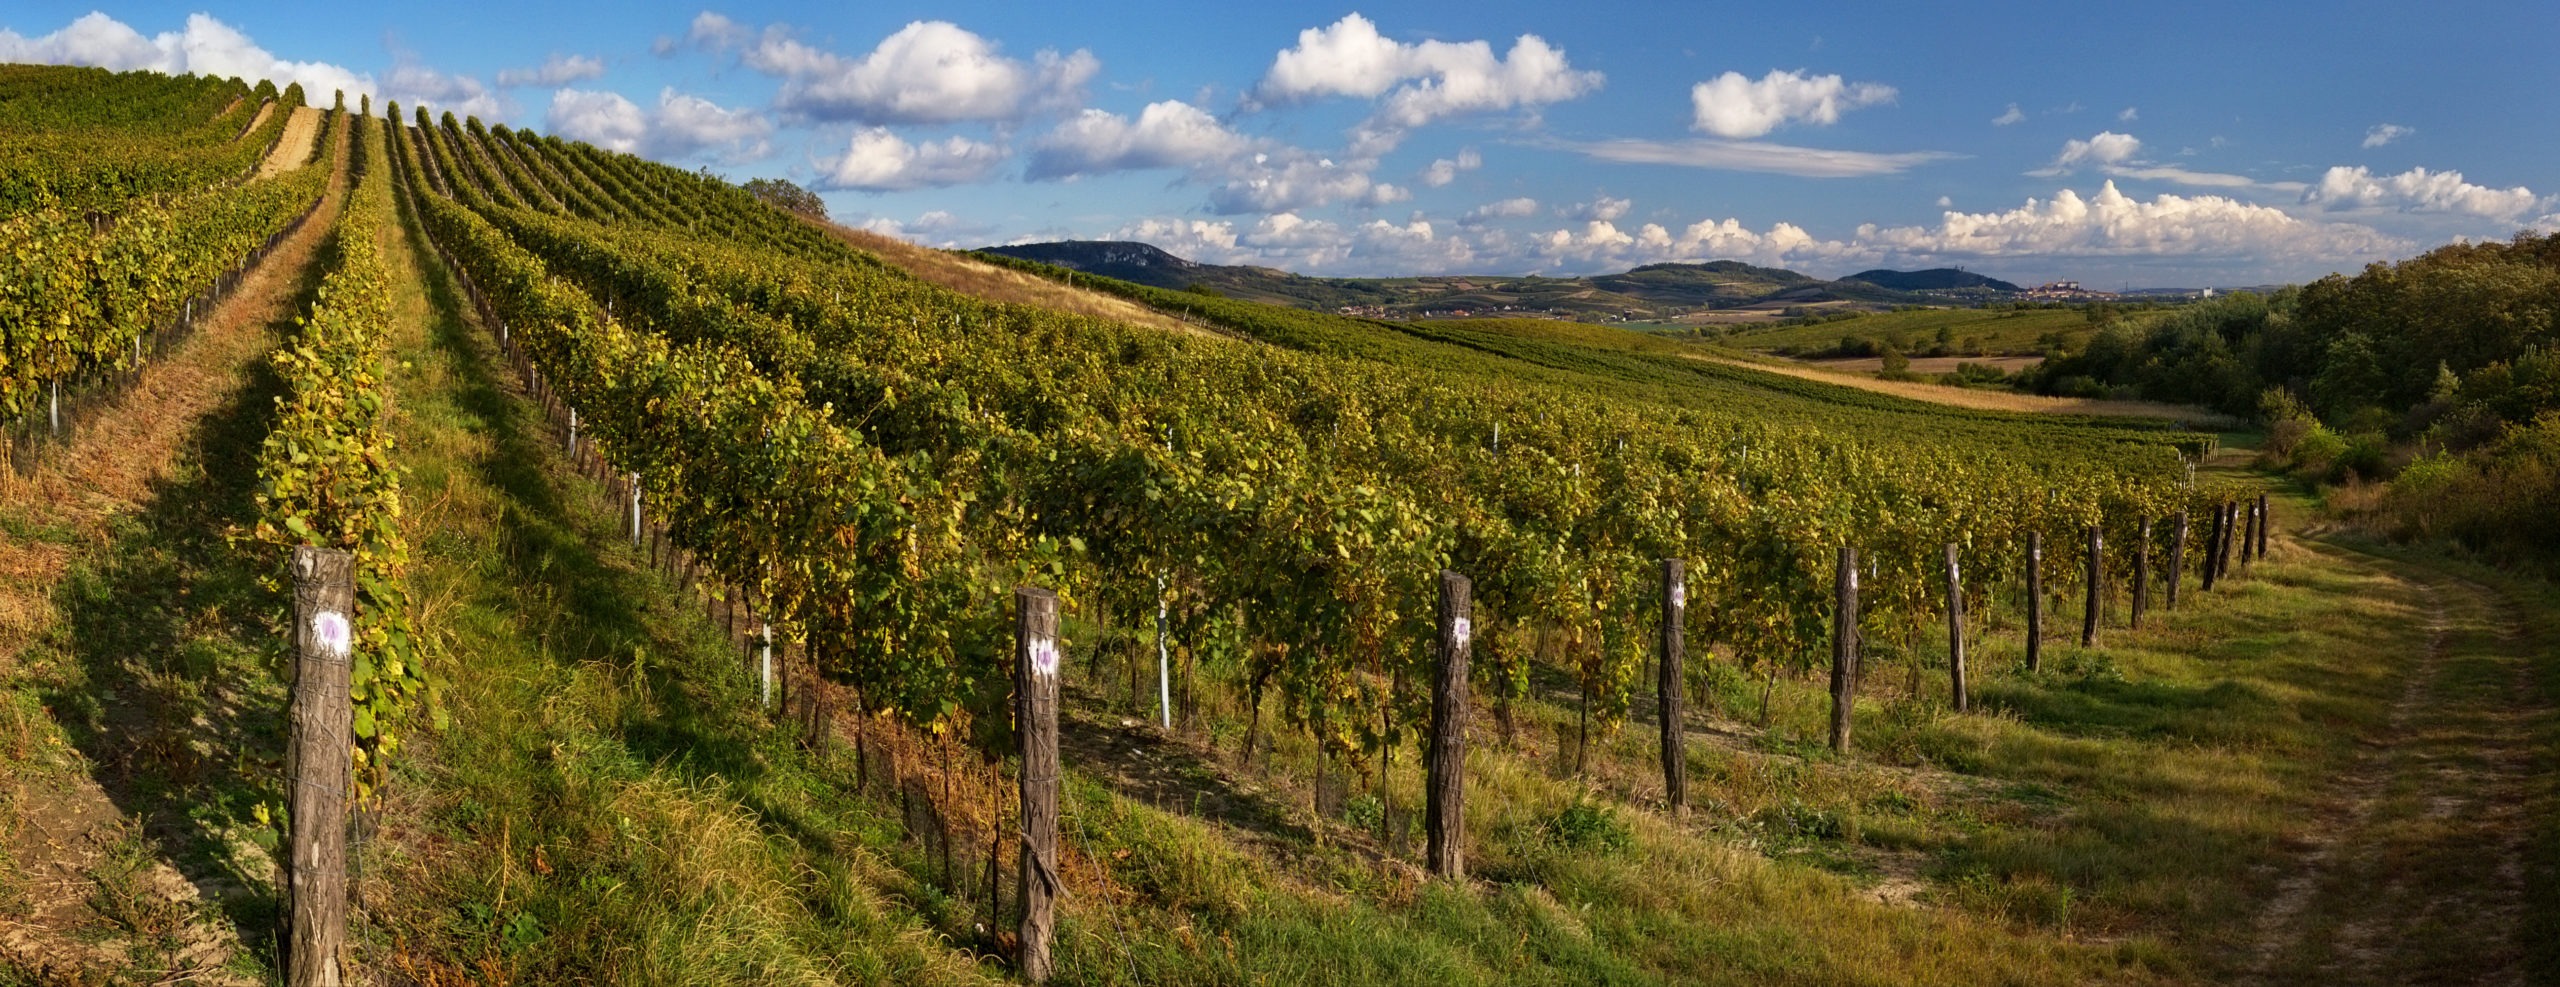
[{"x1": 2247, "y1": 556, "x2": 2541, "y2": 986}]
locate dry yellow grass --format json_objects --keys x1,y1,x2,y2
[
  {"x1": 1690, "y1": 350, "x2": 2242, "y2": 426},
  {"x1": 799, "y1": 218, "x2": 1222, "y2": 339}
]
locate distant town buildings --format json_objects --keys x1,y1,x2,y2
[{"x1": 2019, "y1": 280, "x2": 2117, "y2": 301}]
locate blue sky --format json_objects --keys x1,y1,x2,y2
[{"x1": 6, "y1": 2, "x2": 2554, "y2": 286}]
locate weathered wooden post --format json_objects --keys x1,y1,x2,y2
[
  {"x1": 2081, "y1": 524, "x2": 2103, "y2": 647},
  {"x1": 1830, "y1": 547, "x2": 1860, "y2": 753},
  {"x1": 1944, "y1": 543, "x2": 1967, "y2": 713},
  {"x1": 285, "y1": 547, "x2": 354, "y2": 987},
  {"x1": 1014, "y1": 587, "x2": 1061, "y2": 983},
  {"x1": 2257, "y1": 494, "x2": 2271, "y2": 558},
  {"x1": 2239, "y1": 499, "x2": 2256, "y2": 567},
  {"x1": 2211, "y1": 506, "x2": 2232, "y2": 582},
  {"x1": 627, "y1": 473, "x2": 642, "y2": 548},
  {"x1": 1155, "y1": 575, "x2": 1173, "y2": 731},
  {"x1": 758, "y1": 621, "x2": 774, "y2": 710},
  {"x1": 2242, "y1": 498, "x2": 2263, "y2": 567},
  {"x1": 2201, "y1": 506, "x2": 2224, "y2": 592},
  {"x1": 2167, "y1": 511, "x2": 2189, "y2": 609},
  {"x1": 2131, "y1": 518, "x2": 2152, "y2": 629},
  {"x1": 1427, "y1": 571, "x2": 1473, "y2": 878},
  {"x1": 1657, "y1": 558, "x2": 1686, "y2": 812},
  {"x1": 2025, "y1": 532, "x2": 2043, "y2": 672}
]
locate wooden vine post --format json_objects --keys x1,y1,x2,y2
[
  {"x1": 2167, "y1": 511, "x2": 2189, "y2": 609},
  {"x1": 2024, "y1": 532, "x2": 2043, "y2": 672},
  {"x1": 2201, "y1": 506, "x2": 2224, "y2": 592},
  {"x1": 1944, "y1": 543, "x2": 1967, "y2": 712},
  {"x1": 2240, "y1": 500, "x2": 2257, "y2": 567},
  {"x1": 1427, "y1": 571, "x2": 1473, "y2": 879},
  {"x1": 285, "y1": 547, "x2": 354, "y2": 987},
  {"x1": 2081, "y1": 525, "x2": 2103, "y2": 647},
  {"x1": 2131, "y1": 518, "x2": 2152, "y2": 630},
  {"x1": 1830, "y1": 547, "x2": 1860, "y2": 753},
  {"x1": 1014, "y1": 587, "x2": 1061, "y2": 984},
  {"x1": 1657, "y1": 558, "x2": 1686, "y2": 813},
  {"x1": 2257, "y1": 494, "x2": 2271, "y2": 558},
  {"x1": 2221, "y1": 501, "x2": 2241, "y2": 582}
]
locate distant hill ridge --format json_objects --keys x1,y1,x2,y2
[
  {"x1": 1841, "y1": 268, "x2": 2023, "y2": 293},
  {"x1": 976, "y1": 240, "x2": 2027, "y2": 319}
]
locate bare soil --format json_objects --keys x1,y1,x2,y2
[{"x1": 255, "y1": 106, "x2": 324, "y2": 179}]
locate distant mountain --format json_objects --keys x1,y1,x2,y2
[
  {"x1": 976, "y1": 241, "x2": 2019, "y2": 320},
  {"x1": 1840, "y1": 268, "x2": 2022, "y2": 293}
]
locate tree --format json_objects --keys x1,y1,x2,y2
[{"x1": 745, "y1": 178, "x2": 828, "y2": 221}]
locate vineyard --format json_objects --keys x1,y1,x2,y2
[{"x1": 0, "y1": 64, "x2": 2551, "y2": 987}]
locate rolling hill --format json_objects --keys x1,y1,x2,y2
[{"x1": 976, "y1": 240, "x2": 2033, "y2": 320}]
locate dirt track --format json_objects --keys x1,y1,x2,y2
[
  {"x1": 2244, "y1": 553, "x2": 2542, "y2": 986},
  {"x1": 255, "y1": 106, "x2": 324, "y2": 179}
]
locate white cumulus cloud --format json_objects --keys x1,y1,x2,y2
[
  {"x1": 1461, "y1": 196, "x2": 1540, "y2": 224},
  {"x1": 2302, "y1": 165, "x2": 2543, "y2": 221},
  {"x1": 547, "y1": 89, "x2": 648, "y2": 152},
  {"x1": 547, "y1": 87, "x2": 771, "y2": 160},
  {"x1": 0, "y1": 12, "x2": 370, "y2": 107},
  {"x1": 1860, "y1": 180, "x2": 2406, "y2": 261},
  {"x1": 818, "y1": 127, "x2": 1007, "y2": 191},
  {"x1": 2031, "y1": 131, "x2": 2298, "y2": 192},
  {"x1": 2046, "y1": 130, "x2": 2143, "y2": 171},
  {"x1": 1688, "y1": 68, "x2": 1896, "y2": 139},
  {"x1": 1207, "y1": 152, "x2": 1389, "y2": 214},
  {"x1": 1108, "y1": 217, "x2": 1242, "y2": 263},
  {"x1": 498, "y1": 53, "x2": 606, "y2": 88},
  {"x1": 1027, "y1": 100, "x2": 1251, "y2": 180},
  {"x1": 1252, "y1": 13, "x2": 1601, "y2": 154},
  {"x1": 1991, "y1": 103, "x2": 2025, "y2": 126},
  {"x1": 2361, "y1": 123, "x2": 2415, "y2": 149},
  {"x1": 1420, "y1": 147, "x2": 1481, "y2": 187},
  {"x1": 733, "y1": 19, "x2": 1097, "y2": 124},
  {"x1": 686, "y1": 12, "x2": 751, "y2": 50},
  {"x1": 1560, "y1": 195, "x2": 1633, "y2": 222},
  {"x1": 382, "y1": 60, "x2": 502, "y2": 119}
]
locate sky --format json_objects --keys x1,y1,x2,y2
[{"x1": 5, "y1": 2, "x2": 2555, "y2": 287}]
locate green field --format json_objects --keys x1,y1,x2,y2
[{"x1": 1715, "y1": 306, "x2": 2126, "y2": 357}]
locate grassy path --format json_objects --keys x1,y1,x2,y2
[
  {"x1": 0, "y1": 118, "x2": 350, "y2": 984},
  {"x1": 352, "y1": 163, "x2": 1001, "y2": 986},
  {"x1": 2243, "y1": 551, "x2": 2551, "y2": 985}
]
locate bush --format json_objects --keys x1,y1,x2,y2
[
  {"x1": 2288, "y1": 425, "x2": 2350, "y2": 476},
  {"x1": 1540, "y1": 796, "x2": 1633, "y2": 855}
]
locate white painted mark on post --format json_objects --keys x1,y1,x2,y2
[
  {"x1": 1452, "y1": 616, "x2": 1472, "y2": 648},
  {"x1": 312, "y1": 611, "x2": 352, "y2": 659},
  {"x1": 1030, "y1": 636, "x2": 1059, "y2": 678},
  {"x1": 1671, "y1": 582, "x2": 1685, "y2": 609}
]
